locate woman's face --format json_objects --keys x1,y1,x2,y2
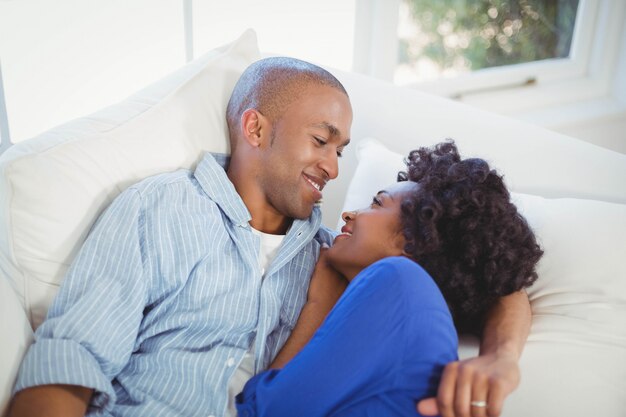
[{"x1": 326, "y1": 181, "x2": 419, "y2": 281}]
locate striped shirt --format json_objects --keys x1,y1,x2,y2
[{"x1": 14, "y1": 153, "x2": 335, "y2": 417}]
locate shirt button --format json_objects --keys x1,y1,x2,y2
[{"x1": 226, "y1": 357, "x2": 236, "y2": 367}]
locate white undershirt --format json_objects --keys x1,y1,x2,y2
[{"x1": 225, "y1": 227, "x2": 285, "y2": 417}]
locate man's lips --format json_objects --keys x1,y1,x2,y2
[
  {"x1": 303, "y1": 174, "x2": 326, "y2": 199},
  {"x1": 303, "y1": 174, "x2": 326, "y2": 191}
]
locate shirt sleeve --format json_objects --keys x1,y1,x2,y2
[
  {"x1": 236, "y1": 257, "x2": 458, "y2": 417},
  {"x1": 13, "y1": 187, "x2": 150, "y2": 412}
]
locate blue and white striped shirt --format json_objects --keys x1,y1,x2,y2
[{"x1": 14, "y1": 153, "x2": 335, "y2": 417}]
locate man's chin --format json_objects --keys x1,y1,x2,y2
[{"x1": 290, "y1": 204, "x2": 316, "y2": 220}]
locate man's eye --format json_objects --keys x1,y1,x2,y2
[
  {"x1": 371, "y1": 197, "x2": 382, "y2": 207},
  {"x1": 314, "y1": 137, "x2": 327, "y2": 145},
  {"x1": 336, "y1": 149, "x2": 344, "y2": 158}
]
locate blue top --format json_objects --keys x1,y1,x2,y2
[
  {"x1": 14, "y1": 153, "x2": 335, "y2": 417},
  {"x1": 236, "y1": 257, "x2": 458, "y2": 417}
]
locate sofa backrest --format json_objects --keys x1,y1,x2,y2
[
  {"x1": 0, "y1": 30, "x2": 260, "y2": 329},
  {"x1": 320, "y1": 69, "x2": 626, "y2": 227}
]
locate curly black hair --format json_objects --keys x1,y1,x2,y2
[{"x1": 397, "y1": 140, "x2": 543, "y2": 333}]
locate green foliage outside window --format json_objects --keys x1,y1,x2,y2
[{"x1": 399, "y1": 0, "x2": 579, "y2": 74}]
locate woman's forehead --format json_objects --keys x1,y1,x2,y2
[{"x1": 381, "y1": 181, "x2": 419, "y2": 197}]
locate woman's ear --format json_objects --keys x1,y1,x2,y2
[
  {"x1": 392, "y1": 232, "x2": 409, "y2": 257},
  {"x1": 241, "y1": 109, "x2": 267, "y2": 148}
]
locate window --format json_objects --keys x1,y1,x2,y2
[
  {"x1": 396, "y1": 0, "x2": 579, "y2": 84},
  {"x1": 192, "y1": 0, "x2": 355, "y2": 72},
  {"x1": 353, "y1": 0, "x2": 611, "y2": 100},
  {"x1": 0, "y1": 61, "x2": 9, "y2": 153},
  {"x1": 0, "y1": 0, "x2": 356, "y2": 149},
  {"x1": 0, "y1": 0, "x2": 185, "y2": 145}
]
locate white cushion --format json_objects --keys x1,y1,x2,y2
[
  {"x1": 0, "y1": 276, "x2": 33, "y2": 416},
  {"x1": 0, "y1": 30, "x2": 260, "y2": 329},
  {"x1": 341, "y1": 137, "x2": 626, "y2": 417}
]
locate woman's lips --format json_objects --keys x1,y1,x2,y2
[{"x1": 333, "y1": 232, "x2": 352, "y2": 243}]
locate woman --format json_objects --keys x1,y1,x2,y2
[{"x1": 236, "y1": 141, "x2": 543, "y2": 417}]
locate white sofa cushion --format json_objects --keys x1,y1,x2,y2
[
  {"x1": 510, "y1": 193, "x2": 626, "y2": 416},
  {"x1": 0, "y1": 30, "x2": 260, "y2": 330},
  {"x1": 0, "y1": 275, "x2": 33, "y2": 416},
  {"x1": 340, "y1": 137, "x2": 626, "y2": 416}
]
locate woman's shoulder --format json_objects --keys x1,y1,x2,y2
[
  {"x1": 357, "y1": 257, "x2": 434, "y2": 291},
  {"x1": 350, "y1": 257, "x2": 449, "y2": 314}
]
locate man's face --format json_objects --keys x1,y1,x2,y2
[{"x1": 258, "y1": 85, "x2": 352, "y2": 220}]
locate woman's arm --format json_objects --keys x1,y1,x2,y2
[
  {"x1": 237, "y1": 257, "x2": 457, "y2": 417},
  {"x1": 418, "y1": 289, "x2": 531, "y2": 417},
  {"x1": 270, "y1": 246, "x2": 347, "y2": 369}
]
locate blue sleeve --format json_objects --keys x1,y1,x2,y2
[
  {"x1": 13, "y1": 188, "x2": 150, "y2": 411},
  {"x1": 236, "y1": 257, "x2": 457, "y2": 417}
]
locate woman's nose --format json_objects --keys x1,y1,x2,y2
[{"x1": 341, "y1": 210, "x2": 357, "y2": 222}]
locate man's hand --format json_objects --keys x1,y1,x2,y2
[
  {"x1": 417, "y1": 352, "x2": 520, "y2": 417},
  {"x1": 419, "y1": 290, "x2": 531, "y2": 417}
]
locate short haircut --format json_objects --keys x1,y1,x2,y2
[{"x1": 226, "y1": 57, "x2": 348, "y2": 149}]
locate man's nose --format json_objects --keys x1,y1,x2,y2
[{"x1": 319, "y1": 149, "x2": 339, "y2": 180}]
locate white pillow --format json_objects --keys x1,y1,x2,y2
[
  {"x1": 0, "y1": 276, "x2": 33, "y2": 417},
  {"x1": 341, "y1": 137, "x2": 626, "y2": 417},
  {"x1": 0, "y1": 30, "x2": 260, "y2": 329}
]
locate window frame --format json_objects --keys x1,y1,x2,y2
[
  {"x1": 352, "y1": 0, "x2": 623, "y2": 111},
  {"x1": 0, "y1": 60, "x2": 10, "y2": 153}
]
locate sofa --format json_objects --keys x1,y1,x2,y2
[{"x1": 1, "y1": 30, "x2": 625, "y2": 416}]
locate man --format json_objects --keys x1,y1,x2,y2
[{"x1": 9, "y1": 57, "x2": 529, "y2": 417}]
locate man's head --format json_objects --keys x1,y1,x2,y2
[
  {"x1": 226, "y1": 57, "x2": 349, "y2": 148},
  {"x1": 226, "y1": 57, "x2": 352, "y2": 228}
]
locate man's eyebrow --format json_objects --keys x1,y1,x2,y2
[
  {"x1": 310, "y1": 122, "x2": 339, "y2": 136},
  {"x1": 310, "y1": 122, "x2": 351, "y2": 147}
]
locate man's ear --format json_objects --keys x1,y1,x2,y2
[{"x1": 241, "y1": 109, "x2": 268, "y2": 148}]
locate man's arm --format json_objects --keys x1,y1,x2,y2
[
  {"x1": 9, "y1": 188, "x2": 151, "y2": 415},
  {"x1": 8, "y1": 385, "x2": 93, "y2": 417},
  {"x1": 418, "y1": 289, "x2": 531, "y2": 417}
]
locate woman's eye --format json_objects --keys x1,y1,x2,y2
[
  {"x1": 371, "y1": 197, "x2": 382, "y2": 207},
  {"x1": 314, "y1": 137, "x2": 327, "y2": 145},
  {"x1": 336, "y1": 149, "x2": 343, "y2": 158}
]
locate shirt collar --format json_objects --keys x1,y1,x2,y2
[
  {"x1": 194, "y1": 152, "x2": 251, "y2": 226},
  {"x1": 193, "y1": 152, "x2": 322, "y2": 234}
]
